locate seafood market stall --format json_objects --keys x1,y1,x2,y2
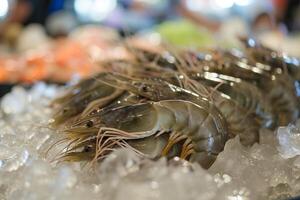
[{"x1": 1, "y1": 0, "x2": 300, "y2": 200}]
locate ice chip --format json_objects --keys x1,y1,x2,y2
[
  {"x1": 277, "y1": 125, "x2": 300, "y2": 158},
  {"x1": 3, "y1": 149, "x2": 29, "y2": 172},
  {"x1": 99, "y1": 149, "x2": 141, "y2": 178},
  {"x1": 29, "y1": 82, "x2": 47, "y2": 101},
  {"x1": 55, "y1": 166, "x2": 77, "y2": 189},
  {"x1": 1, "y1": 87, "x2": 28, "y2": 115}
]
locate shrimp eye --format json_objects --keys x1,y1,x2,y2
[
  {"x1": 141, "y1": 85, "x2": 148, "y2": 92},
  {"x1": 138, "y1": 83, "x2": 148, "y2": 93},
  {"x1": 83, "y1": 146, "x2": 92, "y2": 152},
  {"x1": 86, "y1": 120, "x2": 94, "y2": 128},
  {"x1": 63, "y1": 108, "x2": 68, "y2": 113}
]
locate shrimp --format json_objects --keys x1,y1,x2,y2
[
  {"x1": 51, "y1": 72, "x2": 124, "y2": 127},
  {"x1": 261, "y1": 73, "x2": 299, "y2": 126},
  {"x1": 188, "y1": 71, "x2": 274, "y2": 128},
  {"x1": 75, "y1": 72, "x2": 183, "y2": 120},
  {"x1": 126, "y1": 46, "x2": 178, "y2": 71},
  {"x1": 48, "y1": 43, "x2": 300, "y2": 171},
  {"x1": 91, "y1": 72, "x2": 259, "y2": 146},
  {"x1": 52, "y1": 75, "x2": 97, "y2": 106},
  {"x1": 240, "y1": 37, "x2": 300, "y2": 80},
  {"x1": 184, "y1": 50, "x2": 270, "y2": 83},
  {"x1": 181, "y1": 49, "x2": 298, "y2": 128},
  {"x1": 80, "y1": 91, "x2": 145, "y2": 118},
  {"x1": 61, "y1": 100, "x2": 228, "y2": 169}
]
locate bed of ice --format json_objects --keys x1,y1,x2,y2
[{"x1": 0, "y1": 83, "x2": 300, "y2": 200}]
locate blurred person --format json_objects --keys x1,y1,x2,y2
[
  {"x1": 0, "y1": 0, "x2": 32, "y2": 46},
  {"x1": 104, "y1": 0, "x2": 163, "y2": 33},
  {"x1": 252, "y1": 12, "x2": 300, "y2": 56},
  {"x1": 158, "y1": 0, "x2": 296, "y2": 48},
  {"x1": 272, "y1": 0, "x2": 287, "y2": 22},
  {"x1": 282, "y1": 0, "x2": 300, "y2": 32},
  {"x1": 5, "y1": 0, "x2": 32, "y2": 23},
  {"x1": 251, "y1": 12, "x2": 285, "y2": 37},
  {"x1": 0, "y1": 0, "x2": 69, "y2": 47},
  {"x1": 45, "y1": 10, "x2": 78, "y2": 37},
  {"x1": 112, "y1": 0, "x2": 248, "y2": 46},
  {"x1": 152, "y1": 0, "x2": 249, "y2": 47},
  {"x1": 24, "y1": 0, "x2": 64, "y2": 25},
  {"x1": 107, "y1": 0, "x2": 247, "y2": 39},
  {"x1": 175, "y1": 1, "x2": 286, "y2": 40}
]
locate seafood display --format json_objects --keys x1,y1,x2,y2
[
  {"x1": 50, "y1": 38, "x2": 300, "y2": 169},
  {"x1": 0, "y1": 26, "x2": 132, "y2": 83}
]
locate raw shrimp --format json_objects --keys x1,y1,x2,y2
[
  {"x1": 261, "y1": 73, "x2": 299, "y2": 126},
  {"x1": 61, "y1": 100, "x2": 228, "y2": 169},
  {"x1": 184, "y1": 50, "x2": 269, "y2": 82},
  {"x1": 188, "y1": 71, "x2": 274, "y2": 128},
  {"x1": 181, "y1": 49, "x2": 298, "y2": 128},
  {"x1": 240, "y1": 37, "x2": 300, "y2": 80},
  {"x1": 94, "y1": 73, "x2": 259, "y2": 146},
  {"x1": 51, "y1": 72, "x2": 124, "y2": 126}
]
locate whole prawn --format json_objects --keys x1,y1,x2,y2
[
  {"x1": 89, "y1": 72, "x2": 259, "y2": 146},
  {"x1": 61, "y1": 99, "x2": 228, "y2": 169},
  {"x1": 180, "y1": 49, "x2": 298, "y2": 128},
  {"x1": 240, "y1": 37, "x2": 300, "y2": 80},
  {"x1": 188, "y1": 71, "x2": 274, "y2": 128}
]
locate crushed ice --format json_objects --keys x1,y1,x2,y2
[{"x1": 0, "y1": 83, "x2": 299, "y2": 200}]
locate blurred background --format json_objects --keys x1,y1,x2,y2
[
  {"x1": 0, "y1": 0, "x2": 299, "y2": 85},
  {"x1": 1, "y1": 0, "x2": 299, "y2": 35}
]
